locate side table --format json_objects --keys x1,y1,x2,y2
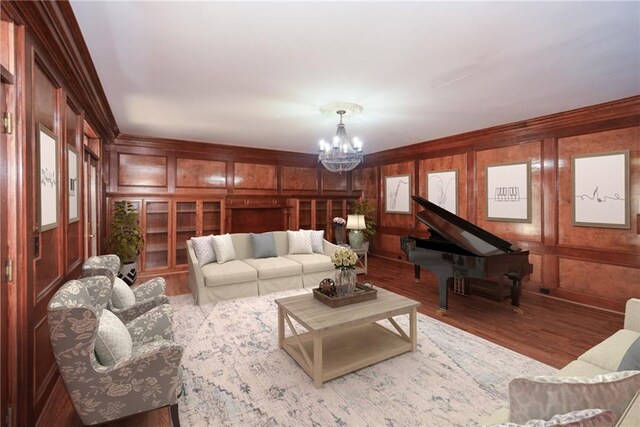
[{"x1": 352, "y1": 247, "x2": 368, "y2": 275}]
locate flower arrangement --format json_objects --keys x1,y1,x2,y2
[
  {"x1": 331, "y1": 247, "x2": 358, "y2": 269},
  {"x1": 332, "y1": 217, "x2": 346, "y2": 226}
]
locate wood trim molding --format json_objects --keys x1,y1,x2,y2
[
  {"x1": 364, "y1": 96, "x2": 640, "y2": 166},
  {"x1": 4, "y1": 1, "x2": 118, "y2": 141}
]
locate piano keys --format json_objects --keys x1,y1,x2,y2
[{"x1": 401, "y1": 195, "x2": 533, "y2": 315}]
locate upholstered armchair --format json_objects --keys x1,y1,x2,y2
[
  {"x1": 82, "y1": 255, "x2": 170, "y2": 323},
  {"x1": 48, "y1": 279, "x2": 183, "y2": 426}
]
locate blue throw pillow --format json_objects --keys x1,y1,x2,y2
[
  {"x1": 251, "y1": 232, "x2": 277, "y2": 258},
  {"x1": 619, "y1": 337, "x2": 640, "y2": 371}
]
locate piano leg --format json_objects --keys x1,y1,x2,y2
[
  {"x1": 509, "y1": 275, "x2": 523, "y2": 314},
  {"x1": 436, "y1": 276, "x2": 448, "y2": 316},
  {"x1": 414, "y1": 264, "x2": 421, "y2": 283}
]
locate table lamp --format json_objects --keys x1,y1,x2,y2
[{"x1": 346, "y1": 214, "x2": 366, "y2": 249}]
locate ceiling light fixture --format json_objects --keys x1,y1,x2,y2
[{"x1": 318, "y1": 106, "x2": 363, "y2": 173}]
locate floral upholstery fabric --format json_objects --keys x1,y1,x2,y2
[
  {"x1": 111, "y1": 278, "x2": 136, "y2": 309},
  {"x1": 48, "y1": 280, "x2": 183, "y2": 425},
  {"x1": 492, "y1": 408, "x2": 616, "y2": 427},
  {"x1": 81, "y1": 256, "x2": 169, "y2": 323}
]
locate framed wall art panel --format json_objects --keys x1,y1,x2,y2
[
  {"x1": 485, "y1": 161, "x2": 531, "y2": 222},
  {"x1": 572, "y1": 150, "x2": 629, "y2": 229},
  {"x1": 68, "y1": 146, "x2": 79, "y2": 223},
  {"x1": 426, "y1": 169, "x2": 457, "y2": 214},
  {"x1": 385, "y1": 174, "x2": 411, "y2": 214},
  {"x1": 38, "y1": 124, "x2": 59, "y2": 231}
]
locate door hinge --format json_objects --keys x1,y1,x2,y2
[
  {"x1": 4, "y1": 259, "x2": 13, "y2": 282},
  {"x1": 2, "y1": 112, "x2": 13, "y2": 134},
  {"x1": 5, "y1": 406, "x2": 11, "y2": 427}
]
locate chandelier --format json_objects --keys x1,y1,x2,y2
[{"x1": 318, "y1": 109, "x2": 363, "y2": 173}]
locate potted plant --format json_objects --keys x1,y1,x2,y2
[
  {"x1": 107, "y1": 200, "x2": 145, "y2": 285},
  {"x1": 351, "y1": 199, "x2": 377, "y2": 250}
]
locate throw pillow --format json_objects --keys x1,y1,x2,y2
[
  {"x1": 619, "y1": 337, "x2": 640, "y2": 371},
  {"x1": 509, "y1": 370, "x2": 640, "y2": 424},
  {"x1": 491, "y1": 408, "x2": 615, "y2": 427},
  {"x1": 111, "y1": 277, "x2": 136, "y2": 309},
  {"x1": 191, "y1": 235, "x2": 216, "y2": 266},
  {"x1": 287, "y1": 230, "x2": 313, "y2": 254},
  {"x1": 212, "y1": 233, "x2": 237, "y2": 264},
  {"x1": 251, "y1": 232, "x2": 277, "y2": 258},
  {"x1": 94, "y1": 309, "x2": 132, "y2": 366},
  {"x1": 300, "y1": 229, "x2": 325, "y2": 254}
]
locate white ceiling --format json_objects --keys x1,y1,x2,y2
[{"x1": 71, "y1": 1, "x2": 640, "y2": 154}]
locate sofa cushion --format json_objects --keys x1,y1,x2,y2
[
  {"x1": 558, "y1": 360, "x2": 609, "y2": 377},
  {"x1": 287, "y1": 230, "x2": 313, "y2": 254},
  {"x1": 94, "y1": 310, "x2": 132, "y2": 366},
  {"x1": 251, "y1": 232, "x2": 277, "y2": 259},
  {"x1": 212, "y1": 233, "x2": 237, "y2": 263},
  {"x1": 578, "y1": 329, "x2": 640, "y2": 372},
  {"x1": 191, "y1": 235, "x2": 216, "y2": 266},
  {"x1": 284, "y1": 254, "x2": 334, "y2": 274},
  {"x1": 508, "y1": 370, "x2": 640, "y2": 424},
  {"x1": 300, "y1": 229, "x2": 325, "y2": 254},
  {"x1": 111, "y1": 277, "x2": 136, "y2": 309},
  {"x1": 202, "y1": 260, "x2": 257, "y2": 287},
  {"x1": 619, "y1": 337, "x2": 640, "y2": 371},
  {"x1": 242, "y1": 257, "x2": 302, "y2": 279}
]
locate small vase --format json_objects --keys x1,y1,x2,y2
[
  {"x1": 118, "y1": 260, "x2": 138, "y2": 286},
  {"x1": 335, "y1": 267, "x2": 356, "y2": 296},
  {"x1": 334, "y1": 224, "x2": 347, "y2": 245}
]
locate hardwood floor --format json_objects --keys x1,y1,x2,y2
[{"x1": 41, "y1": 256, "x2": 624, "y2": 426}]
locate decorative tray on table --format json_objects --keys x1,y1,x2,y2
[{"x1": 313, "y1": 282, "x2": 377, "y2": 308}]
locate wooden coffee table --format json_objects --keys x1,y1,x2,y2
[{"x1": 275, "y1": 288, "x2": 421, "y2": 387}]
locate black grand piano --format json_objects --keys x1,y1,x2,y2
[{"x1": 401, "y1": 195, "x2": 533, "y2": 314}]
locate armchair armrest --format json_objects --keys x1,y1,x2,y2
[
  {"x1": 127, "y1": 304, "x2": 175, "y2": 345},
  {"x1": 187, "y1": 240, "x2": 205, "y2": 295},
  {"x1": 322, "y1": 239, "x2": 340, "y2": 257},
  {"x1": 132, "y1": 277, "x2": 166, "y2": 300},
  {"x1": 624, "y1": 298, "x2": 640, "y2": 332},
  {"x1": 81, "y1": 267, "x2": 116, "y2": 285},
  {"x1": 114, "y1": 295, "x2": 170, "y2": 324}
]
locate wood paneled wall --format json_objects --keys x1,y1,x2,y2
[
  {"x1": 362, "y1": 97, "x2": 640, "y2": 312},
  {"x1": 2, "y1": 2, "x2": 117, "y2": 425}
]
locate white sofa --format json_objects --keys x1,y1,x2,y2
[
  {"x1": 484, "y1": 298, "x2": 640, "y2": 426},
  {"x1": 187, "y1": 231, "x2": 340, "y2": 305}
]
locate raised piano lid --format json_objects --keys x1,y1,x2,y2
[{"x1": 412, "y1": 195, "x2": 522, "y2": 256}]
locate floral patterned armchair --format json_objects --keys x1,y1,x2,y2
[
  {"x1": 48, "y1": 279, "x2": 183, "y2": 425},
  {"x1": 82, "y1": 255, "x2": 170, "y2": 323}
]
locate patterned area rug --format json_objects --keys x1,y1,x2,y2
[{"x1": 170, "y1": 290, "x2": 556, "y2": 426}]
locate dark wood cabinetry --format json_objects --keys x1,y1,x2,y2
[{"x1": 288, "y1": 198, "x2": 355, "y2": 242}]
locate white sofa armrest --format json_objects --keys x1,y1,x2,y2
[
  {"x1": 624, "y1": 298, "x2": 640, "y2": 332},
  {"x1": 322, "y1": 239, "x2": 340, "y2": 258},
  {"x1": 186, "y1": 240, "x2": 205, "y2": 300}
]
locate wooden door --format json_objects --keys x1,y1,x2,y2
[{"x1": 84, "y1": 153, "x2": 99, "y2": 257}]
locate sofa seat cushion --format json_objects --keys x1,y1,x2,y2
[
  {"x1": 284, "y1": 254, "x2": 334, "y2": 273},
  {"x1": 578, "y1": 329, "x2": 640, "y2": 372},
  {"x1": 242, "y1": 257, "x2": 302, "y2": 280},
  {"x1": 202, "y1": 260, "x2": 257, "y2": 287},
  {"x1": 558, "y1": 360, "x2": 609, "y2": 378}
]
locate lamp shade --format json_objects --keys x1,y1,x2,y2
[{"x1": 346, "y1": 214, "x2": 366, "y2": 230}]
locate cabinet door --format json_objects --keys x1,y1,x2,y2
[
  {"x1": 175, "y1": 201, "x2": 197, "y2": 266},
  {"x1": 315, "y1": 200, "x2": 329, "y2": 234},
  {"x1": 202, "y1": 200, "x2": 223, "y2": 236},
  {"x1": 143, "y1": 200, "x2": 171, "y2": 271},
  {"x1": 298, "y1": 200, "x2": 312, "y2": 230}
]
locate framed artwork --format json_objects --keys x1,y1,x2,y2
[
  {"x1": 385, "y1": 174, "x2": 411, "y2": 214},
  {"x1": 68, "y1": 146, "x2": 80, "y2": 223},
  {"x1": 426, "y1": 169, "x2": 457, "y2": 214},
  {"x1": 572, "y1": 150, "x2": 629, "y2": 229},
  {"x1": 485, "y1": 161, "x2": 531, "y2": 222},
  {"x1": 38, "y1": 124, "x2": 59, "y2": 231}
]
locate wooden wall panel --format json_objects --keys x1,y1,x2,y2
[
  {"x1": 557, "y1": 127, "x2": 640, "y2": 252},
  {"x1": 353, "y1": 166, "x2": 378, "y2": 202},
  {"x1": 231, "y1": 208, "x2": 285, "y2": 233},
  {"x1": 234, "y1": 162, "x2": 277, "y2": 189},
  {"x1": 176, "y1": 158, "x2": 225, "y2": 188},
  {"x1": 118, "y1": 154, "x2": 167, "y2": 187},
  {"x1": 418, "y1": 153, "x2": 468, "y2": 219},
  {"x1": 475, "y1": 141, "x2": 543, "y2": 243},
  {"x1": 322, "y1": 168, "x2": 347, "y2": 192},
  {"x1": 282, "y1": 166, "x2": 317, "y2": 190},
  {"x1": 65, "y1": 103, "x2": 81, "y2": 270},
  {"x1": 558, "y1": 258, "x2": 640, "y2": 303}
]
